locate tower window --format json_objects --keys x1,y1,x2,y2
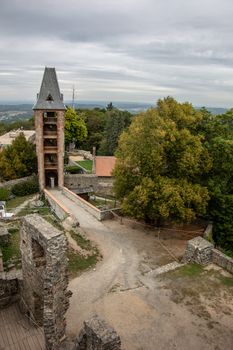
[{"x1": 46, "y1": 94, "x2": 53, "y2": 102}]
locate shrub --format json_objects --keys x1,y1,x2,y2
[
  {"x1": 12, "y1": 177, "x2": 39, "y2": 196},
  {"x1": 66, "y1": 166, "x2": 83, "y2": 174},
  {"x1": 0, "y1": 188, "x2": 10, "y2": 201}
]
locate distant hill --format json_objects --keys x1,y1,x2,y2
[
  {"x1": 196, "y1": 107, "x2": 228, "y2": 115},
  {"x1": 0, "y1": 102, "x2": 229, "y2": 123}
]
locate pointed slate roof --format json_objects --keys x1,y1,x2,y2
[{"x1": 33, "y1": 67, "x2": 66, "y2": 110}]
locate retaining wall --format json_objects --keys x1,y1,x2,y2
[
  {"x1": 62, "y1": 187, "x2": 115, "y2": 221},
  {"x1": 0, "y1": 175, "x2": 34, "y2": 190},
  {"x1": 64, "y1": 174, "x2": 114, "y2": 196},
  {"x1": 44, "y1": 189, "x2": 70, "y2": 221}
]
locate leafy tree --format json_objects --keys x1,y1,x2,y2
[
  {"x1": 114, "y1": 97, "x2": 211, "y2": 224},
  {"x1": 198, "y1": 108, "x2": 233, "y2": 251},
  {"x1": 0, "y1": 133, "x2": 37, "y2": 180},
  {"x1": 99, "y1": 109, "x2": 132, "y2": 156},
  {"x1": 79, "y1": 108, "x2": 107, "y2": 151},
  {"x1": 65, "y1": 107, "x2": 87, "y2": 146},
  {"x1": 106, "y1": 102, "x2": 114, "y2": 111}
]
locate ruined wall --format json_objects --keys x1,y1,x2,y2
[
  {"x1": 183, "y1": 236, "x2": 214, "y2": 265},
  {"x1": 183, "y1": 236, "x2": 233, "y2": 274},
  {"x1": 75, "y1": 315, "x2": 121, "y2": 350},
  {"x1": 212, "y1": 249, "x2": 233, "y2": 274},
  {"x1": 20, "y1": 214, "x2": 70, "y2": 350},
  {"x1": 0, "y1": 271, "x2": 22, "y2": 308}
]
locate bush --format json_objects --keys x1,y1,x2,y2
[
  {"x1": 12, "y1": 177, "x2": 39, "y2": 196},
  {"x1": 66, "y1": 166, "x2": 83, "y2": 174},
  {"x1": 0, "y1": 188, "x2": 10, "y2": 201}
]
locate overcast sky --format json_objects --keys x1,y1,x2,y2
[{"x1": 1, "y1": 0, "x2": 233, "y2": 107}]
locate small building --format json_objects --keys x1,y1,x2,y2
[
  {"x1": 0, "y1": 130, "x2": 35, "y2": 152},
  {"x1": 93, "y1": 156, "x2": 116, "y2": 177}
]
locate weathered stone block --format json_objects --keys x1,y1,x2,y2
[
  {"x1": 182, "y1": 236, "x2": 214, "y2": 265},
  {"x1": 75, "y1": 315, "x2": 121, "y2": 350}
]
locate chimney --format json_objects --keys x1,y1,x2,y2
[{"x1": 92, "y1": 146, "x2": 96, "y2": 174}]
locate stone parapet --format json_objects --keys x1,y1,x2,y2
[
  {"x1": 182, "y1": 236, "x2": 214, "y2": 265},
  {"x1": 212, "y1": 249, "x2": 233, "y2": 274},
  {"x1": 183, "y1": 236, "x2": 233, "y2": 274},
  {"x1": 75, "y1": 315, "x2": 121, "y2": 350}
]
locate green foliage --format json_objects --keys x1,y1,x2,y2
[
  {"x1": 65, "y1": 107, "x2": 87, "y2": 146},
  {"x1": 197, "y1": 108, "x2": 233, "y2": 253},
  {"x1": 99, "y1": 109, "x2": 132, "y2": 155},
  {"x1": 0, "y1": 133, "x2": 37, "y2": 180},
  {"x1": 11, "y1": 176, "x2": 39, "y2": 197},
  {"x1": 65, "y1": 165, "x2": 83, "y2": 174},
  {"x1": 79, "y1": 108, "x2": 107, "y2": 151},
  {"x1": 114, "y1": 97, "x2": 211, "y2": 223},
  {"x1": 0, "y1": 188, "x2": 9, "y2": 201}
]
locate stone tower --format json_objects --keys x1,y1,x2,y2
[{"x1": 33, "y1": 67, "x2": 66, "y2": 190}]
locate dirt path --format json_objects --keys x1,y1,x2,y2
[{"x1": 50, "y1": 189, "x2": 233, "y2": 350}]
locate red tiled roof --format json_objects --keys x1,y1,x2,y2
[{"x1": 95, "y1": 156, "x2": 116, "y2": 177}]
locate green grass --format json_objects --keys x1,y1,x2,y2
[
  {"x1": 169, "y1": 264, "x2": 204, "y2": 278},
  {"x1": 76, "y1": 160, "x2": 93, "y2": 172},
  {"x1": 0, "y1": 228, "x2": 21, "y2": 267},
  {"x1": 67, "y1": 249, "x2": 98, "y2": 276},
  {"x1": 70, "y1": 230, "x2": 92, "y2": 250},
  {"x1": 6, "y1": 194, "x2": 35, "y2": 210},
  {"x1": 219, "y1": 276, "x2": 233, "y2": 287}
]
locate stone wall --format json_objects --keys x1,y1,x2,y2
[
  {"x1": 20, "y1": 214, "x2": 71, "y2": 350},
  {"x1": 62, "y1": 187, "x2": 114, "y2": 221},
  {"x1": 44, "y1": 188, "x2": 70, "y2": 221},
  {"x1": 0, "y1": 271, "x2": 22, "y2": 308},
  {"x1": 183, "y1": 236, "x2": 233, "y2": 274},
  {"x1": 212, "y1": 249, "x2": 233, "y2": 274},
  {"x1": 64, "y1": 174, "x2": 114, "y2": 197},
  {"x1": 0, "y1": 175, "x2": 34, "y2": 190},
  {"x1": 182, "y1": 236, "x2": 214, "y2": 265},
  {"x1": 75, "y1": 315, "x2": 121, "y2": 350}
]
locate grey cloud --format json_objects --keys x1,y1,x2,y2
[{"x1": 1, "y1": 0, "x2": 233, "y2": 106}]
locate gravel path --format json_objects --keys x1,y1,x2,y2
[{"x1": 50, "y1": 189, "x2": 233, "y2": 350}]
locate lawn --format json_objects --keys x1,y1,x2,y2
[
  {"x1": 6, "y1": 194, "x2": 35, "y2": 210},
  {"x1": 76, "y1": 160, "x2": 93, "y2": 172},
  {"x1": 67, "y1": 230, "x2": 101, "y2": 277}
]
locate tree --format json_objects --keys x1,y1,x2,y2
[
  {"x1": 64, "y1": 107, "x2": 87, "y2": 147},
  {"x1": 113, "y1": 97, "x2": 211, "y2": 224},
  {"x1": 198, "y1": 108, "x2": 233, "y2": 251},
  {"x1": 79, "y1": 108, "x2": 107, "y2": 151},
  {"x1": 0, "y1": 133, "x2": 37, "y2": 180},
  {"x1": 99, "y1": 109, "x2": 132, "y2": 155}
]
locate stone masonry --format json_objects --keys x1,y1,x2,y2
[
  {"x1": 182, "y1": 236, "x2": 214, "y2": 265},
  {"x1": 20, "y1": 214, "x2": 70, "y2": 350},
  {"x1": 75, "y1": 315, "x2": 121, "y2": 350},
  {"x1": 183, "y1": 236, "x2": 233, "y2": 274}
]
